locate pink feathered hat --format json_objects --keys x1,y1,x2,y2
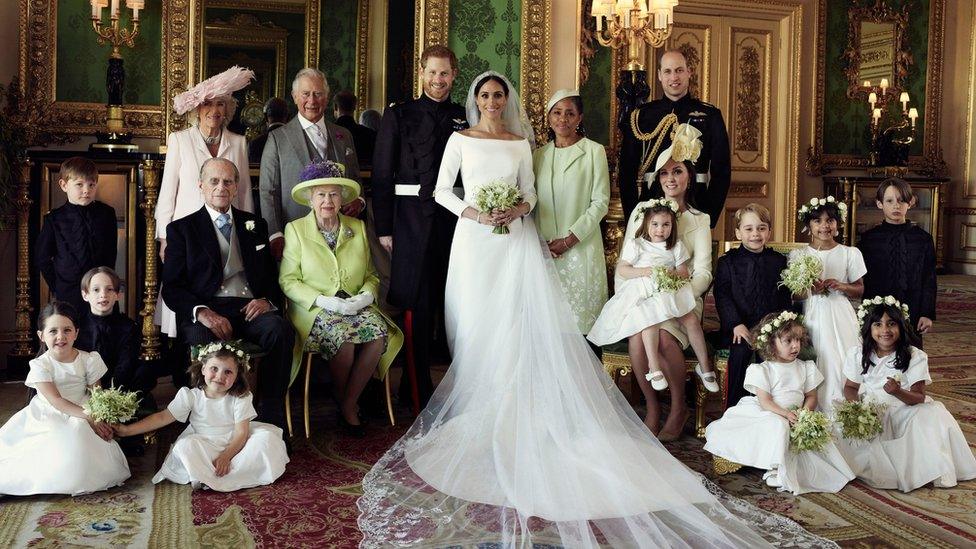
[{"x1": 172, "y1": 66, "x2": 255, "y2": 115}]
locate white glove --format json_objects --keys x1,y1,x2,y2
[
  {"x1": 315, "y1": 295, "x2": 357, "y2": 315},
  {"x1": 345, "y1": 291, "x2": 374, "y2": 313}
]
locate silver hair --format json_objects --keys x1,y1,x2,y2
[
  {"x1": 199, "y1": 157, "x2": 239, "y2": 183},
  {"x1": 187, "y1": 94, "x2": 238, "y2": 128},
  {"x1": 292, "y1": 68, "x2": 330, "y2": 95}
]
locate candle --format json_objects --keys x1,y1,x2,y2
[
  {"x1": 126, "y1": 0, "x2": 143, "y2": 20},
  {"x1": 908, "y1": 107, "x2": 918, "y2": 128},
  {"x1": 868, "y1": 91, "x2": 877, "y2": 106},
  {"x1": 899, "y1": 91, "x2": 909, "y2": 112},
  {"x1": 872, "y1": 108, "x2": 882, "y2": 125},
  {"x1": 110, "y1": 0, "x2": 119, "y2": 17},
  {"x1": 863, "y1": 80, "x2": 871, "y2": 88},
  {"x1": 91, "y1": 0, "x2": 107, "y2": 21},
  {"x1": 880, "y1": 78, "x2": 889, "y2": 93}
]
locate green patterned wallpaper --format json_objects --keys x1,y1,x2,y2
[
  {"x1": 823, "y1": 0, "x2": 928, "y2": 156},
  {"x1": 580, "y1": 47, "x2": 612, "y2": 146},
  {"x1": 320, "y1": 0, "x2": 359, "y2": 114},
  {"x1": 55, "y1": 0, "x2": 162, "y2": 105},
  {"x1": 448, "y1": 0, "x2": 522, "y2": 104}
]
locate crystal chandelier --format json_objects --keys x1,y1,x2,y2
[{"x1": 591, "y1": 0, "x2": 679, "y2": 71}]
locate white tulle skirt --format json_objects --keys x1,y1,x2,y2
[{"x1": 357, "y1": 215, "x2": 833, "y2": 548}]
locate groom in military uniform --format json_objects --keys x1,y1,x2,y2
[
  {"x1": 372, "y1": 45, "x2": 468, "y2": 406},
  {"x1": 618, "y1": 49, "x2": 731, "y2": 227}
]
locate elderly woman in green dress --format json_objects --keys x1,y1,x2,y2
[
  {"x1": 532, "y1": 90, "x2": 610, "y2": 335},
  {"x1": 279, "y1": 161, "x2": 403, "y2": 437}
]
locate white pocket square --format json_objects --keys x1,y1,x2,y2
[{"x1": 256, "y1": 244, "x2": 266, "y2": 251}]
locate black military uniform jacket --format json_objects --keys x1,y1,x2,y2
[
  {"x1": 858, "y1": 221, "x2": 937, "y2": 321},
  {"x1": 371, "y1": 93, "x2": 468, "y2": 306},
  {"x1": 36, "y1": 200, "x2": 118, "y2": 312},
  {"x1": 618, "y1": 93, "x2": 731, "y2": 226},
  {"x1": 713, "y1": 246, "x2": 793, "y2": 346}
]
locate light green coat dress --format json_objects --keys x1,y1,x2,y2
[
  {"x1": 279, "y1": 212, "x2": 404, "y2": 385},
  {"x1": 532, "y1": 137, "x2": 610, "y2": 334}
]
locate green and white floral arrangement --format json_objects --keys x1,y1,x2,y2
[
  {"x1": 856, "y1": 295, "x2": 910, "y2": 328},
  {"x1": 84, "y1": 385, "x2": 140, "y2": 424},
  {"x1": 796, "y1": 195, "x2": 848, "y2": 225},
  {"x1": 754, "y1": 311, "x2": 802, "y2": 350},
  {"x1": 650, "y1": 266, "x2": 690, "y2": 293},
  {"x1": 833, "y1": 397, "x2": 887, "y2": 442},
  {"x1": 779, "y1": 254, "x2": 824, "y2": 295},
  {"x1": 473, "y1": 180, "x2": 522, "y2": 234},
  {"x1": 789, "y1": 408, "x2": 832, "y2": 453}
]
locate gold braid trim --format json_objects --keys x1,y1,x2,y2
[{"x1": 631, "y1": 111, "x2": 678, "y2": 187}]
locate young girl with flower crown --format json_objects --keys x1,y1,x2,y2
[
  {"x1": 704, "y1": 311, "x2": 855, "y2": 495},
  {"x1": 789, "y1": 196, "x2": 865, "y2": 410},
  {"x1": 588, "y1": 198, "x2": 719, "y2": 424},
  {"x1": 114, "y1": 342, "x2": 289, "y2": 491},
  {"x1": 836, "y1": 298, "x2": 976, "y2": 492},
  {"x1": 0, "y1": 301, "x2": 130, "y2": 496}
]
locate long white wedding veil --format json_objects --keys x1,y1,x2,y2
[{"x1": 465, "y1": 70, "x2": 536, "y2": 147}]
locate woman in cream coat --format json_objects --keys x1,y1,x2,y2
[
  {"x1": 155, "y1": 66, "x2": 255, "y2": 337},
  {"x1": 532, "y1": 90, "x2": 609, "y2": 335},
  {"x1": 620, "y1": 126, "x2": 714, "y2": 440},
  {"x1": 279, "y1": 161, "x2": 403, "y2": 436}
]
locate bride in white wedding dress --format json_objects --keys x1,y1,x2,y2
[{"x1": 357, "y1": 71, "x2": 834, "y2": 548}]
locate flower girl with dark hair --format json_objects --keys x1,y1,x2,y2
[
  {"x1": 0, "y1": 301, "x2": 130, "y2": 496},
  {"x1": 837, "y1": 298, "x2": 976, "y2": 492},
  {"x1": 704, "y1": 311, "x2": 854, "y2": 495},
  {"x1": 114, "y1": 342, "x2": 288, "y2": 491}
]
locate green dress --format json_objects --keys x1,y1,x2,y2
[{"x1": 532, "y1": 137, "x2": 610, "y2": 334}]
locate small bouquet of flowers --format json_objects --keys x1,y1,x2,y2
[
  {"x1": 779, "y1": 254, "x2": 824, "y2": 295},
  {"x1": 650, "y1": 266, "x2": 691, "y2": 293},
  {"x1": 789, "y1": 408, "x2": 832, "y2": 453},
  {"x1": 473, "y1": 180, "x2": 522, "y2": 234},
  {"x1": 833, "y1": 398, "x2": 887, "y2": 442},
  {"x1": 84, "y1": 385, "x2": 140, "y2": 424}
]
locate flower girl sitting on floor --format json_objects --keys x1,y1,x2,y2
[
  {"x1": 836, "y1": 297, "x2": 976, "y2": 492},
  {"x1": 114, "y1": 341, "x2": 288, "y2": 492},
  {"x1": 0, "y1": 301, "x2": 130, "y2": 496},
  {"x1": 704, "y1": 311, "x2": 855, "y2": 495},
  {"x1": 588, "y1": 198, "x2": 719, "y2": 419}
]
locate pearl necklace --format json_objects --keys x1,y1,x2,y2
[{"x1": 200, "y1": 129, "x2": 221, "y2": 146}]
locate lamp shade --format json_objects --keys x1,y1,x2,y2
[
  {"x1": 591, "y1": 0, "x2": 612, "y2": 16},
  {"x1": 126, "y1": 0, "x2": 144, "y2": 8}
]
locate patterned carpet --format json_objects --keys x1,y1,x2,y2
[{"x1": 1, "y1": 277, "x2": 974, "y2": 548}]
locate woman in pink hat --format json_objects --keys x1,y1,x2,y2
[{"x1": 154, "y1": 66, "x2": 257, "y2": 338}]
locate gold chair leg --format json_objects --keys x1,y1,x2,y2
[
  {"x1": 695, "y1": 378, "x2": 708, "y2": 439},
  {"x1": 304, "y1": 353, "x2": 313, "y2": 439},
  {"x1": 285, "y1": 387, "x2": 293, "y2": 438},
  {"x1": 713, "y1": 455, "x2": 743, "y2": 475},
  {"x1": 384, "y1": 374, "x2": 395, "y2": 427}
]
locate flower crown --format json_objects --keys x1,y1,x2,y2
[
  {"x1": 797, "y1": 195, "x2": 848, "y2": 224},
  {"x1": 638, "y1": 198, "x2": 680, "y2": 217},
  {"x1": 193, "y1": 340, "x2": 251, "y2": 371},
  {"x1": 856, "y1": 295, "x2": 910, "y2": 328},
  {"x1": 754, "y1": 311, "x2": 803, "y2": 349}
]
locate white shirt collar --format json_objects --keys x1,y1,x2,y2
[
  {"x1": 297, "y1": 113, "x2": 327, "y2": 134},
  {"x1": 204, "y1": 204, "x2": 233, "y2": 223}
]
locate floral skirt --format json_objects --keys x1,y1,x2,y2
[{"x1": 305, "y1": 307, "x2": 389, "y2": 360}]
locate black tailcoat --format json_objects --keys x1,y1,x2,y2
[{"x1": 858, "y1": 221, "x2": 937, "y2": 321}]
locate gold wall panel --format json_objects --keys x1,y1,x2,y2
[
  {"x1": 413, "y1": 0, "x2": 450, "y2": 95},
  {"x1": 355, "y1": 0, "x2": 370, "y2": 112},
  {"x1": 520, "y1": 0, "x2": 552, "y2": 144},
  {"x1": 729, "y1": 28, "x2": 771, "y2": 172},
  {"x1": 729, "y1": 181, "x2": 768, "y2": 198}
]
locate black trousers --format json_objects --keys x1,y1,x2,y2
[
  {"x1": 725, "y1": 342, "x2": 758, "y2": 408},
  {"x1": 181, "y1": 297, "x2": 294, "y2": 429}
]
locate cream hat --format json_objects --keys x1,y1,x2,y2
[
  {"x1": 545, "y1": 89, "x2": 581, "y2": 113},
  {"x1": 653, "y1": 123, "x2": 703, "y2": 173}
]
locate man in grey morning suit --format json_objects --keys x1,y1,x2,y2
[{"x1": 259, "y1": 68, "x2": 364, "y2": 259}]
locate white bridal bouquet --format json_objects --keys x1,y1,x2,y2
[
  {"x1": 780, "y1": 254, "x2": 824, "y2": 295},
  {"x1": 473, "y1": 180, "x2": 522, "y2": 234},
  {"x1": 833, "y1": 398, "x2": 887, "y2": 442},
  {"x1": 84, "y1": 385, "x2": 140, "y2": 424},
  {"x1": 789, "y1": 409, "x2": 832, "y2": 453}
]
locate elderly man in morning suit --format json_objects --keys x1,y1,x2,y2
[
  {"x1": 259, "y1": 68, "x2": 364, "y2": 259},
  {"x1": 162, "y1": 158, "x2": 294, "y2": 430}
]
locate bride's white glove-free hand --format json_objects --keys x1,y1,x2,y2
[
  {"x1": 345, "y1": 291, "x2": 374, "y2": 313},
  {"x1": 315, "y1": 295, "x2": 358, "y2": 315}
]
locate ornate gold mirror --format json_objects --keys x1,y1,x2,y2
[{"x1": 843, "y1": 0, "x2": 911, "y2": 101}]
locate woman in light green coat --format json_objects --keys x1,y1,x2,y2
[
  {"x1": 532, "y1": 90, "x2": 610, "y2": 334},
  {"x1": 279, "y1": 161, "x2": 403, "y2": 436}
]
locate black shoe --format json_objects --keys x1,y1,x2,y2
[{"x1": 337, "y1": 414, "x2": 367, "y2": 438}]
